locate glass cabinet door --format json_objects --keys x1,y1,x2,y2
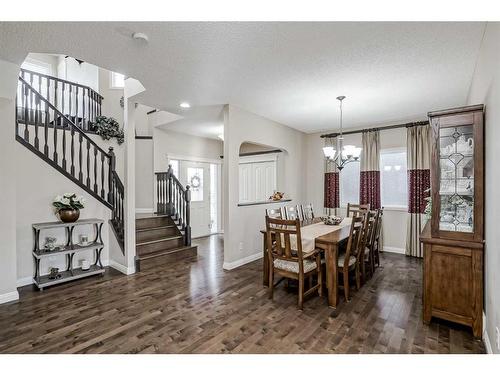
[{"x1": 438, "y1": 125, "x2": 474, "y2": 233}]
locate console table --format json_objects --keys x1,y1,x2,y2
[{"x1": 32, "y1": 218, "x2": 105, "y2": 290}]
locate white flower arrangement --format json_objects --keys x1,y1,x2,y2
[{"x1": 52, "y1": 193, "x2": 85, "y2": 210}]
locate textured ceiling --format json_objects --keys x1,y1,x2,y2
[{"x1": 0, "y1": 22, "x2": 486, "y2": 134}]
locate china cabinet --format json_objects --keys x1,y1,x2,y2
[{"x1": 420, "y1": 104, "x2": 484, "y2": 338}]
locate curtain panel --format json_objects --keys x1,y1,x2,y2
[
  {"x1": 360, "y1": 131, "x2": 381, "y2": 209},
  {"x1": 406, "y1": 124, "x2": 431, "y2": 258}
]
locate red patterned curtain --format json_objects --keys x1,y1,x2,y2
[
  {"x1": 406, "y1": 125, "x2": 431, "y2": 257},
  {"x1": 360, "y1": 131, "x2": 381, "y2": 209},
  {"x1": 360, "y1": 171, "x2": 381, "y2": 209},
  {"x1": 324, "y1": 171, "x2": 339, "y2": 208}
]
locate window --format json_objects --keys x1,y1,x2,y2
[
  {"x1": 187, "y1": 167, "x2": 204, "y2": 202},
  {"x1": 380, "y1": 149, "x2": 408, "y2": 208},
  {"x1": 340, "y1": 162, "x2": 360, "y2": 207},
  {"x1": 110, "y1": 71, "x2": 125, "y2": 89}
]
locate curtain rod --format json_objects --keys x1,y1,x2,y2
[{"x1": 320, "y1": 120, "x2": 429, "y2": 138}]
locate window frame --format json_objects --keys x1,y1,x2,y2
[{"x1": 379, "y1": 147, "x2": 408, "y2": 211}]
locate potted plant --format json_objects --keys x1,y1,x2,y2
[
  {"x1": 91, "y1": 116, "x2": 124, "y2": 144},
  {"x1": 52, "y1": 193, "x2": 85, "y2": 223}
]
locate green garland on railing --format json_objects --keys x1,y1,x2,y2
[{"x1": 92, "y1": 116, "x2": 124, "y2": 145}]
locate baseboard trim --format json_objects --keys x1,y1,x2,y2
[
  {"x1": 16, "y1": 276, "x2": 33, "y2": 287},
  {"x1": 383, "y1": 246, "x2": 405, "y2": 254},
  {"x1": 136, "y1": 208, "x2": 154, "y2": 214},
  {"x1": 223, "y1": 252, "x2": 262, "y2": 270},
  {"x1": 109, "y1": 260, "x2": 135, "y2": 275},
  {"x1": 483, "y1": 311, "x2": 493, "y2": 354},
  {"x1": 0, "y1": 290, "x2": 20, "y2": 304}
]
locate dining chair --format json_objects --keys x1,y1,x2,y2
[
  {"x1": 300, "y1": 203, "x2": 315, "y2": 221},
  {"x1": 373, "y1": 207, "x2": 384, "y2": 267},
  {"x1": 284, "y1": 205, "x2": 300, "y2": 220},
  {"x1": 265, "y1": 216, "x2": 322, "y2": 309},
  {"x1": 346, "y1": 203, "x2": 371, "y2": 217},
  {"x1": 361, "y1": 210, "x2": 379, "y2": 281},
  {"x1": 266, "y1": 207, "x2": 283, "y2": 219},
  {"x1": 337, "y1": 211, "x2": 367, "y2": 301}
]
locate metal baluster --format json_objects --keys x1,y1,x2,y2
[
  {"x1": 86, "y1": 139, "x2": 91, "y2": 188},
  {"x1": 61, "y1": 82, "x2": 65, "y2": 126},
  {"x1": 44, "y1": 85, "x2": 49, "y2": 156},
  {"x1": 94, "y1": 147, "x2": 98, "y2": 193},
  {"x1": 33, "y1": 77, "x2": 41, "y2": 149},
  {"x1": 78, "y1": 133, "x2": 83, "y2": 182},
  {"x1": 75, "y1": 86, "x2": 79, "y2": 130},
  {"x1": 101, "y1": 153, "x2": 105, "y2": 199},
  {"x1": 70, "y1": 126, "x2": 75, "y2": 176},
  {"x1": 24, "y1": 78, "x2": 29, "y2": 142},
  {"x1": 69, "y1": 84, "x2": 73, "y2": 122}
]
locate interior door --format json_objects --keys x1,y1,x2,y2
[{"x1": 179, "y1": 161, "x2": 211, "y2": 238}]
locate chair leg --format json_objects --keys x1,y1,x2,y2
[
  {"x1": 361, "y1": 256, "x2": 366, "y2": 283},
  {"x1": 298, "y1": 275, "x2": 304, "y2": 310},
  {"x1": 317, "y1": 256, "x2": 323, "y2": 297},
  {"x1": 343, "y1": 269, "x2": 350, "y2": 301},
  {"x1": 355, "y1": 263, "x2": 361, "y2": 290},
  {"x1": 269, "y1": 267, "x2": 274, "y2": 300}
]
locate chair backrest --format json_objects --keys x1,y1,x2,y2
[
  {"x1": 284, "y1": 205, "x2": 300, "y2": 220},
  {"x1": 346, "y1": 203, "x2": 371, "y2": 217},
  {"x1": 363, "y1": 210, "x2": 378, "y2": 251},
  {"x1": 343, "y1": 212, "x2": 366, "y2": 266},
  {"x1": 300, "y1": 203, "x2": 315, "y2": 220},
  {"x1": 266, "y1": 207, "x2": 283, "y2": 219},
  {"x1": 265, "y1": 216, "x2": 304, "y2": 263},
  {"x1": 374, "y1": 207, "x2": 384, "y2": 241}
]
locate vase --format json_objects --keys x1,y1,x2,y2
[{"x1": 58, "y1": 208, "x2": 80, "y2": 223}]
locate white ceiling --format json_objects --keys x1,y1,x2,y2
[{"x1": 0, "y1": 22, "x2": 486, "y2": 134}]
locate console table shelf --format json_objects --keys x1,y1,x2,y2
[{"x1": 32, "y1": 218, "x2": 105, "y2": 290}]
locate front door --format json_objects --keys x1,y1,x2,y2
[{"x1": 178, "y1": 161, "x2": 211, "y2": 238}]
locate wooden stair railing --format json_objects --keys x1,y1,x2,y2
[
  {"x1": 155, "y1": 165, "x2": 192, "y2": 246},
  {"x1": 18, "y1": 68, "x2": 103, "y2": 133},
  {"x1": 16, "y1": 75, "x2": 125, "y2": 253}
]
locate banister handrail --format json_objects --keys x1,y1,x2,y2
[
  {"x1": 20, "y1": 68, "x2": 104, "y2": 100},
  {"x1": 18, "y1": 75, "x2": 110, "y2": 158}
]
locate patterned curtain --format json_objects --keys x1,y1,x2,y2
[
  {"x1": 324, "y1": 156, "x2": 339, "y2": 210},
  {"x1": 360, "y1": 131, "x2": 381, "y2": 209},
  {"x1": 406, "y1": 124, "x2": 431, "y2": 257}
]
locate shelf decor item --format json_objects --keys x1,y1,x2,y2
[
  {"x1": 52, "y1": 193, "x2": 85, "y2": 223},
  {"x1": 420, "y1": 104, "x2": 484, "y2": 338}
]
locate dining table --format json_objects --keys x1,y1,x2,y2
[{"x1": 260, "y1": 217, "x2": 352, "y2": 308}]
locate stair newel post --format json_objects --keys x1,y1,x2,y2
[
  {"x1": 167, "y1": 165, "x2": 173, "y2": 216},
  {"x1": 108, "y1": 146, "x2": 116, "y2": 206},
  {"x1": 185, "y1": 186, "x2": 191, "y2": 246}
]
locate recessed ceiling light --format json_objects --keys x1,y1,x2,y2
[
  {"x1": 179, "y1": 102, "x2": 191, "y2": 108},
  {"x1": 132, "y1": 32, "x2": 149, "y2": 43}
]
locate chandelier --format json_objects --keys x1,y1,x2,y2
[{"x1": 322, "y1": 96, "x2": 362, "y2": 171}]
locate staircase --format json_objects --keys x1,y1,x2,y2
[
  {"x1": 134, "y1": 165, "x2": 197, "y2": 270},
  {"x1": 16, "y1": 69, "x2": 125, "y2": 252}
]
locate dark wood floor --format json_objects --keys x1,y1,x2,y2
[{"x1": 0, "y1": 235, "x2": 484, "y2": 354}]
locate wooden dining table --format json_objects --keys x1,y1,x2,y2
[{"x1": 260, "y1": 217, "x2": 352, "y2": 308}]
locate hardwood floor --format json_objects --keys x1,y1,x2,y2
[{"x1": 0, "y1": 235, "x2": 484, "y2": 354}]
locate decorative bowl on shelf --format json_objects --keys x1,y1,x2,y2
[{"x1": 322, "y1": 216, "x2": 343, "y2": 226}]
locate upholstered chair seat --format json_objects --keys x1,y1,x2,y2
[
  {"x1": 338, "y1": 254, "x2": 357, "y2": 268},
  {"x1": 273, "y1": 258, "x2": 317, "y2": 273}
]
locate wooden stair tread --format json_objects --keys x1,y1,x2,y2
[
  {"x1": 136, "y1": 235, "x2": 183, "y2": 246},
  {"x1": 136, "y1": 245, "x2": 197, "y2": 260},
  {"x1": 136, "y1": 224, "x2": 176, "y2": 233}
]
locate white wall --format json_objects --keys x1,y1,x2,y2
[
  {"x1": 304, "y1": 127, "x2": 408, "y2": 253},
  {"x1": 223, "y1": 105, "x2": 307, "y2": 268},
  {"x1": 153, "y1": 127, "x2": 223, "y2": 173},
  {"x1": 0, "y1": 58, "x2": 21, "y2": 303},
  {"x1": 136, "y1": 139, "x2": 154, "y2": 211},
  {"x1": 466, "y1": 22, "x2": 500, "y2": 353}
]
